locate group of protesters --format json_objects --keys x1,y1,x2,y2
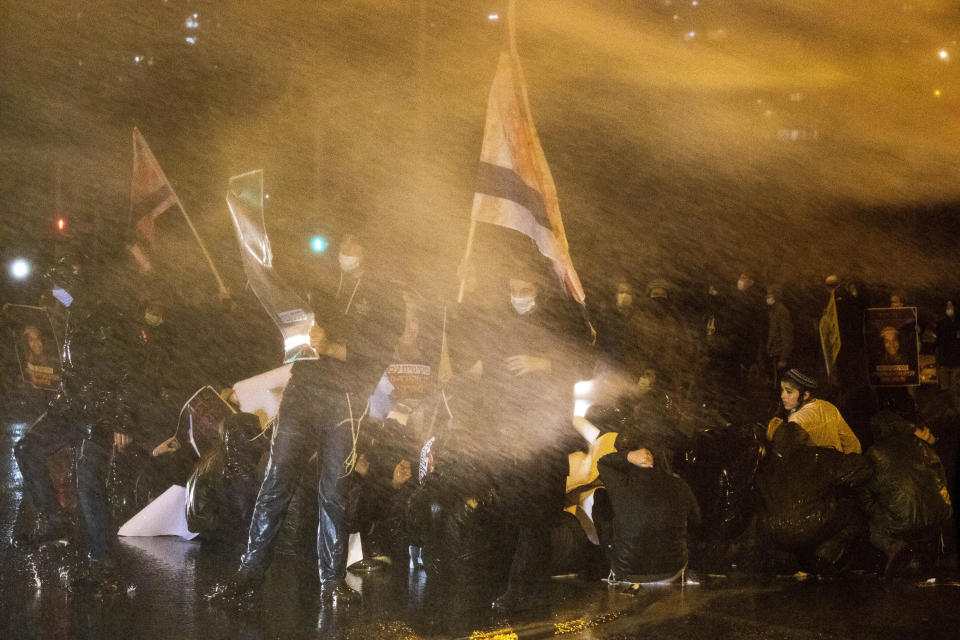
[{"x1": 5, "y1": 229, "x2": 958, "y2": 610}]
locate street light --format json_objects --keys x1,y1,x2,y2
[{"x1": 10, "y1": 258, "x2": 30, "y2": 280}]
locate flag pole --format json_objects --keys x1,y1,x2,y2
[
  {"x1": 507, "y1": 0, "x2": 518, "y2": 56},
  {"x1": 455, "y1": 218, "x2": 477, "y2": 303},
  {"x1": 457, "y1": 0, "x2": 517, "y2": 305},
  {"x1": 174, "y1": 196, "x2": 230, "y2": 298}
]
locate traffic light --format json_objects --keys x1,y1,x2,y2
[
  {"x1": 310, "y1": 235, "x2": 328, "y2": 253},
  {"x1": 56, "y1": 217, "x2": 66, "y2": 231}
]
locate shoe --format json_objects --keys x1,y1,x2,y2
[
  {"x1": 72, "y1": 557, "x2": 120, "y2": 599},
  {"x1": 491, "y1": 589, "x2": 547, "y2": 612},
  {"x1": 205, "y1": 569, "x2": 263, "y2": 609},
  {"x1": 13, "y1": 515, "x2": 71, "y2": 548},
  {"x1": 347, "y1": 557, "x2": 390, "y2": 573},
  {"x1": 883, "y1": 540, "x2": 911, "y2": 578},
  {"x1": 319, "y1": 581, "x2": 361, "y2": 609}
]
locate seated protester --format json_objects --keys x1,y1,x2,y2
[
  {"x1": 405, "y1": 429, "x2": 507, "y2": 580},
  {"x1": 864, "y1": 397, "x2": 952, "y2": 576},
  {"x1": 771, "y1": 368, "x2": 861, "y2": 454},
  {"x1": 185, "y1": 413, "x2": 264, "y2": 544},
  {"x1": 595, "y1": 436, "x2": 701, "y2": 585},
  {"x1": 343, "y1": 416, "x2": 420, "y2": 570},
  {"x1": 757, "y1": 420, "x2": 872, "y2": 571},
  {"x1": 585, "y1": 362, "x2": 685, "y2": 468}
]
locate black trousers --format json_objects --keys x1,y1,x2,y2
[
  {"x1": 239, "y1": 389, "x2": 356, "y2": 585},
  {"x1": 14, "y1": 410, "x2": 114, "y2": 561}
]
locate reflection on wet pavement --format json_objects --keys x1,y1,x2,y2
[{"x1": 2, "y1": 417, "x2": 959, "y2": 639}]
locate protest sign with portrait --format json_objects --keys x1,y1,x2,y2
[{"x1": 865, "y1": 306, "x2": 919, "y2": 387}]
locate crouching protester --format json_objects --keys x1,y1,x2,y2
[
  {"x1": 594, "y1": 436, "x2": 701, "y2": 588},
  {"x1": 757, "y1": 419, "x2": 872, "y2": 572},
  {"x1": 864, "y1": 395, "x2": 953, "y2": 576},
  {"x1": 185, "y1": 412, "x2": 265, "y2": 545},
  {"x1": 341, "y1": 361, "x2": 438, "y2": 571}
]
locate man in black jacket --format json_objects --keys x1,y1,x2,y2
[
  {"x1": 207, "y1": 233, "x2": 405, "y2": 609},
  {"x1": 13, "y1": 299, "x2": 138, "y2": 595},
  {"x1": 596, "y1": 442, "x2": 700, "y2": 584}
]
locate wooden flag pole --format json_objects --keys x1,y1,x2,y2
[
  {"x1": 507, "y1": 0, "x2": 518, "y2": 56},
  {"x1": 455, "y1": 218, "x2": 477, "y2": 304},
  {"x1": 174, "y1": 197, "x2": 229, "y2": 298}
]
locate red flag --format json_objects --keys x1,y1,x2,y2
[
  {"x1": 128, "y1": 127, "x2": 179, "y2": 272},
  {"x1": 470, "y1": 51, "x2": 585, "y2": 304}
]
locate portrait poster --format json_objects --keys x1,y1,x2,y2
[
  {"x1": 865, "y1": 307, "x2": 919, "y2": 387},
  {"x1": 3, "y1": 304, "x2": 62, "y2": 391}
]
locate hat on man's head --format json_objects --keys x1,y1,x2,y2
[
  {"x1": 880, "y1": 326, "x2": 900, "y2": 340},
  {"x1": 646, "y1": 278, "x2": 670, "y2": 299},
  {"x1": 782, "y1": 368, "x2": 817, "y2": 390}
]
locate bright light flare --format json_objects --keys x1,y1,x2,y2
[
  {"x1": 488, "y1": 13, "x2": 499, "y2": 21},
  {"x1": 939, "y1": 49, "x2": 949, "y2": 61},
  {"x1": 934, "y1": 89, "x2": 942, "y2": 97},
  {"x1": 10, "y1": 258, "x2": 30, "y2": 280}
]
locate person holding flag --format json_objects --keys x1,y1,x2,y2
[{"x1": 449, "y1": 2, "x2": 593, "y2": 609}]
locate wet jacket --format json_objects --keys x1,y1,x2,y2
[
  {"x1": 935, "y1": 315, "x2": 960, "y2": 367},
  {"x1": 185, "y1": 414, "x2": 264, "y2": 539},
  {"x1": 53, "y1": 302, "x2": 136, "y2": 441},
  {"x1": 766, "y1": 301, "x2": 794, "y2": 362},
  {"x1": 597, "y1": 451, "x2": 701, "y2": 581},
  {"x1": 462, "y1": 300, "x2": 585, "y2": 462},
  {"x1": 286, "y1": 272, "x2": 405, "y2": 404},
  {"x1": 865, "y1": 429, "x2": 952, "y2": 539},
  {"x1": 756, "y1": 422, "x2": 871, "y2": 549}
]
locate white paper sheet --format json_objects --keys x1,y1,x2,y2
[
  {"x1": 232, "y1": 363, "x2": 294, "y2": 427},
  {"x1": 117, "y1": 484, "x2": 199, "y2": 540}
]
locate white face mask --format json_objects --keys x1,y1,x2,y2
[
  {"x1": 338, "y1": 253, "x2": 361, "y2": 273},
  {"x1": 511, "y1": 295, "x2": 536, "y2": 315},
  {"x1": 737, "y1": 278, "x2": 750, "y2": 292},
  {"x1": 766, "y1": 296, "x2": 775, "y2": 306},
  {"x1": 616, "y1": 293, "x2": 633, "y2": 308}
]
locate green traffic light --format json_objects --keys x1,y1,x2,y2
[{"x1": 310, "y1": 236, "x2": 328, "y2": 253}]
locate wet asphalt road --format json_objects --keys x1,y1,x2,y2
[{"x1": 2, "y1": 410, "x2": 960, "y2": 640}]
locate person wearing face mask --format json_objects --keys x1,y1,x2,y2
[
  {"x1": 594, "y1": 276, "x2": 642, "y2": 371},
  {"x1": 934, "y1": 299, "x2": 960, "y2": 403},
  {"x1": 461, "y1": 268, "x2": 587, "y2": 611},
  {"x1": 729, "y1": 270, "x2": 764, "y2": 387},
  {"x1": 207, "y1": 230, "x2": 405, "y2": 610},
  {"x1": 765, "y1": 285, "x2": 793, "y2": 389}
]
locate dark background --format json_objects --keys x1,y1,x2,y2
[{"x1": 2, "y1": 0, "x2": 960, "y2": 308}]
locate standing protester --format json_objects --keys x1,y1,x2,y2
[
  {"x1": 935, "y1": 298, "x2": 960, "y2": 405},
  {"x1": 633, "y1": 278, "x2": 691, "y2": 393},
  {"x1": 14, "y1": 298, "x2": 138, "y2": 596},
  {"x1": 765, "y1": 284, "x2": 793, "y2": 388},
  {"x1": 206, "y1": 232, "x2": 405, "y2": 609},
  {"x1": 594, "y1": 275, "x2": 641, "y2": 372},
  {"x1": 729, "y1": 271, "x2": 764, "y2": 388},
  {"x1": 460, "y1": 269, "x2": 586, "y2": 612}
]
